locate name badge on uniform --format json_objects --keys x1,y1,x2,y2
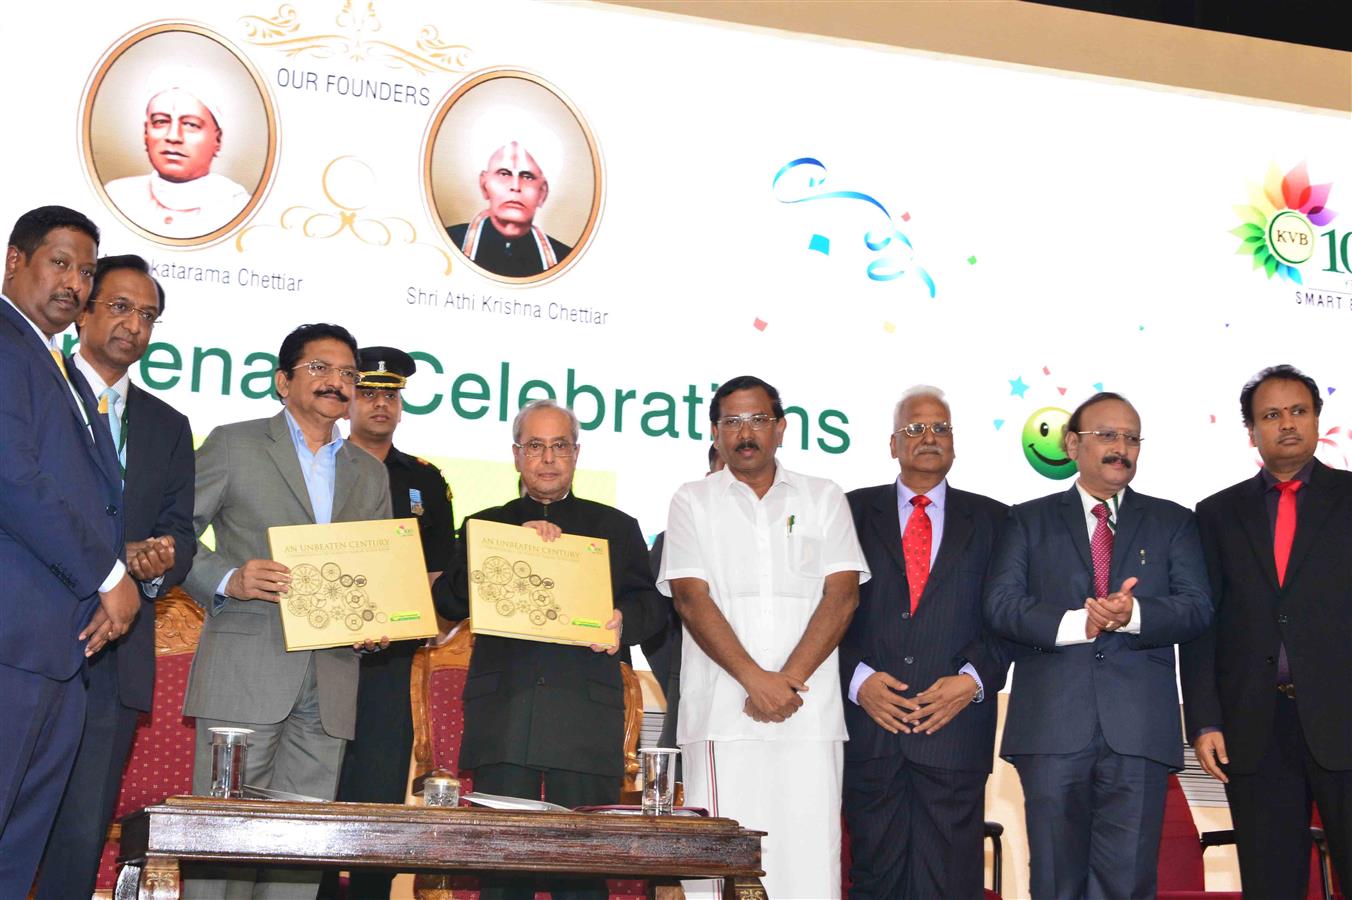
[{"x1": 409, "y1": 488, "x2": 424, "y2": 516}]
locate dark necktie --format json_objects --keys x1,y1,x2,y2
[
  {"x1": 1273, "y1": 479, "x2": 1302, "y2": 683},
  {"x1": 902, "y1": 495, "x2": 932, "y2": 614},
  {"x1": 1090, "y1": 501, "x2": 1113, "y2": 598}
]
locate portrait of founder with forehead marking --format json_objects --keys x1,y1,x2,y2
[
  {"x1": 82, "y1": 24, "x2": 277, "y2": 246},
  {"x1": 425, "y1": 69, "x2": 603, "y2": 285}
]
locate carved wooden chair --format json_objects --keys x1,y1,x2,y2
[
  {"x1": 409, "y1": 626, "x2": 651, "y2": 900},
  {"x1": 94, "y1": 588, "x2": 204, "y2": 893}
]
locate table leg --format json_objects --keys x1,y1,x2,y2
[
  {"x1": 722, "y1": 876, "x2": 767, "y2": 900},
  {"x1": 114, "y1": 863, "x2": 141, "y2": 900},
  {"x1": 139, "y1": 857, "x2": 182, "y2": 899}
]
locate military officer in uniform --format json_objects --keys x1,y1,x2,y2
[{"x1": 321, "y1": 346, "x2": 455, "y2": 900}]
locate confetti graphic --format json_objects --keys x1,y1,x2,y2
[
  {"x1": 753, "y1": 318, "x2": 768, "y2": 332},
  {"x1": 993, "y1": 419, "x2": 1005, "y2": 430},
  {"x1": 1009, "y1": 376, "x2": 1029, "y2": 398},
  {"x1": 808, "y1": 234, "x2": 831, "y2": 255}
]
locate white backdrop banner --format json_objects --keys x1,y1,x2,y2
[{"x1": 5, "y1": 1, "x2": 1350, "y2": 538}]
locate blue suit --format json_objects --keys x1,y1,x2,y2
[
  {"x1": 984, "y1": 485, "x2": 1210, "y2": 899},
  {"x1": 0, "y1": 298, "x2": 124, "y2": 894}
]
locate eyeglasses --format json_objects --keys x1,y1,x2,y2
[
  {"x1": 894, "y1": 422, "x2": 953, "y2": 438},
  {"x1": 1075, "y1": 430, "x2": 1143, "y2": 447},
  {"x1": 714, "y1": 413, "x2": 778, "y2": 432},
  {"x1": 291, "y1": 360, "x2": 360, "y2": 384},
  {"x1": 93, "y1": 298, "x2": 160, "y2": 325},
  {"x1": 357, "y1": 388, "x2": 400, "y2": 402},
  {"x1": 515, "y1": 439, "x2": 577, "y2": 458}
]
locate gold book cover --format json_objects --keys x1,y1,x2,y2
[
  {"x1": 467, "y1": 519, "x2": 615, "y2": 648},
  {"x1": 269, "y1": 518, "x2": 438, "y2": 651}
]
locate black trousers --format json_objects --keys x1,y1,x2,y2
[
  {"x1": 843, "y1": 752, "x2": 988, "y2": 899},
  {"x1": 318, "y1": 645, "x2": 417, "y2": 900},
  {"x1": 35, "y1": 651, "x2": 140, "y2": 900},
  {"x1": 1226, "y1": 691, "x2": 1352, "y2": 900},
  {"x1": 473, "y1": 763, "x2": 620, "y2": 900}
]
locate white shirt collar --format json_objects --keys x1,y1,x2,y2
[
  {"x1": 720, "y1": 462, "x2": 794, "y2": 495},
  {"x1": 1075, "y1": 481, "x2": 1122, "y2": 520},
  {"x1": 897, "y1": 476, "x2": 947, "y2": 510},
  {"x1": 71, "y1": 349, "x2": 131, "y2": 402}
]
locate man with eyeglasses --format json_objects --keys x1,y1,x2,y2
[
  {"x1": 839, "y1": 385, "x2": 1011, "y2": 899},
  {"x1": 182, "y1": 322, "x2": 392, "y2": 899},
  {"x1": 985, "y1": 391, "x2": 1211, "y2": 899},
  {"x1": 36, "y1": 254, "x2": 197, "y2": 900},
  {"x1": 432, "y1": 398, "x2": 665, "y2": 900},
  {"x1": 320, "y1": 346, "x2": 455, "y2": 900},
  {"x1": 659, "y1": 375, "x2": 868, "y2": 900},
  {"x1": 1180, "y1": 365, "x2": 1352, "y2": 899}
]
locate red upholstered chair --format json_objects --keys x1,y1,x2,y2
[
  {"x1": 94, "y1": 588, "x2": 204, "y2": 892},
  {"x1": 1157, "y1": 773, "x2": 1340, "y2": 900},
  {"x1": 409, "y1": 630, "x2": 651, "y2": 900}
]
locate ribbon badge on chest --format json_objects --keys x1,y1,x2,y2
[{"x1": 409, "y1": 487, "x2": 424, "y2": 516}]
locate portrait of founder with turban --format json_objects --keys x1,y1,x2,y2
[
  {"x1": 426, "y1": 71, "x2": 602, "y2": 283},
  {"x1": 83, "y1": 25, "x2": 276, "y2": 245},
  {"x1": 103, "y1": 68, "x2": 250, "y2": 239}
]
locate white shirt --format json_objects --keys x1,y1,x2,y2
[
  {"x1": 71, "y1": 351, "x2": 131, "y2": 426},
  {"x1": 0, "y1": 293, "x2": 125, "y2": 592},
  {"x1": 104, "y1": 172, "x2": 249, "y2": 238},
  {"x1": 1054, "y1": 482, "x2": 1142, "y2": 645},
  {"x1": 658, "y1": 465, "x2": 870, "y2": 743}
]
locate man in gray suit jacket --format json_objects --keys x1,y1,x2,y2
[{"x1": 182, "y1": 323, "x2": 391, "y2": 899}]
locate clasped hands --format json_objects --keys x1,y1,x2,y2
[
  {"x1": 856, "y1": 671, "x2": 978, "y2": 735},
  {"x1": 81, "y1": 537, "x2": 180, "y2": 656},
  {"x1": 1085, "y1": 576, "x2": 1137, "y2": 640},
  {"x1": 226, "y1": 559, "x2": 389, "y2": 653}
]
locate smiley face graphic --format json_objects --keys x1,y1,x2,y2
[{"x1": 1022, "y1": 407, "x2": 1076, "y2": 479}]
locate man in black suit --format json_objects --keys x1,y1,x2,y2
[
  {"x1": 37, "y1": 254, "x2": 196, "y2": 900},
  {"x1": 985, "y1": 391, "x2": 1211, "y2": 899},
  {"x1": 840, "y1": 386, "x2": 1010, "y2": 899},
  {"x1": 0, "y1": 206, "x2": 136, "y2": 896},
  {"x1": 1181, "y1": 364, "x2": 1351, "y2": 898},
  {"x1": 432, "y1": 399, "x2": 666, "y2": 900}
]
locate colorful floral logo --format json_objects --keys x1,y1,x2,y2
[{"x1": 1231, "y1": 162, "x2": 1336, "y2": 283}]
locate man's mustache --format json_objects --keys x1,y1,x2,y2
[
  {"x1": 50, "y1": 289, "x2": 78, "y2": 304},
  {"x1": 915, "y1": 445, "x2": 942, "y2": 455},
  {"x1": 736, "y1": 439, "x2": 760, "y2": 452},
  {"x1": 316, "y1": 387, "x2": 349, "y2": 402},
  {"x1": 1102, "y1": 454, "x2": 1132, "y2": 468}
]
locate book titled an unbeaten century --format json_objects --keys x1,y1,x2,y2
[
  {"x1": 269, "y1": 518, "x2": 438, "y2": 651},
  {"x1": 466, "y1": 519, "x2": 615, "y2": 648}
]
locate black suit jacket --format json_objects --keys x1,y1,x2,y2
[
  {"x1": 433, "y1": 495, "x2": 666, "y2": 778},
  {"x1": 839, "y1": 482, "x2": 1011, "y2": 772},
  {"x1": 115, "y1": 383, "x2": 196, "y2": 711},
  {"x1": 1180, "y1": 461, "x2": 1352, "y2": 773}
]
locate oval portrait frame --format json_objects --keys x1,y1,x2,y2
[
  {"x1": 423, "y1": 67, "x2": 604, "y2": 287},
  {"x1": 80, "y1": 21, "x2": 279, "y2": 248}
]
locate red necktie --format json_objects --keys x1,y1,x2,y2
[
  {"x1": 1090, "y1": 501, "x2": 1113, "y2": 598},
  {"x1": 903, "y1": 495, "x2": 932, "y2": 614},
  {"x1": 1273, "y1": 480, "x2": 1303, "y2": 585}
]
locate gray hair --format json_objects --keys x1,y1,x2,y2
[
  {"x1": 893, "y1": 385, "x2": 949, "y2": 429},
  {"x1": 512, "y1": 399, "x2": 580, "y2": 444}
]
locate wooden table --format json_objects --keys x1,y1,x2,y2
[{"x1": 116, "y1": 796, "x2": 766, "y2": 899}]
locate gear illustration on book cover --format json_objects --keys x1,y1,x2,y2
[
  {"x1": 280, "y1": 562, "x2": 376, "y2": 630},
  {"x1": 471, "y1": 556, "x2": 561, "y2": 626}
]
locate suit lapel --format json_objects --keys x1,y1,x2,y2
[
  {"x1": 1236, "y1": 473, "x2": 1280, "y2": 592},
  {"x1": 1108, "y1": 486, "x2": 1145, "y2": 591},
  {"x1": 923, "y1": 489, "x2": 974, "y2": 601},
  {"x1": 1059, "y1": 487, "x2": 1093, "y2": 573},
  {"x1": 869, "y1": 484, "x2": 906, "y2": 577},
  {"x1": 1284, "y1": 461, "x2": 1340, "y2": 586},
  {"x1": 266, "y1": 412, "x2": 316, "y2": 522},
  {"x1": 331, "y1": 444, "x2": 359, "y2": 522},
  {"x1": 65, "y1": 357, "x2": 121, "y2": 485}
]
